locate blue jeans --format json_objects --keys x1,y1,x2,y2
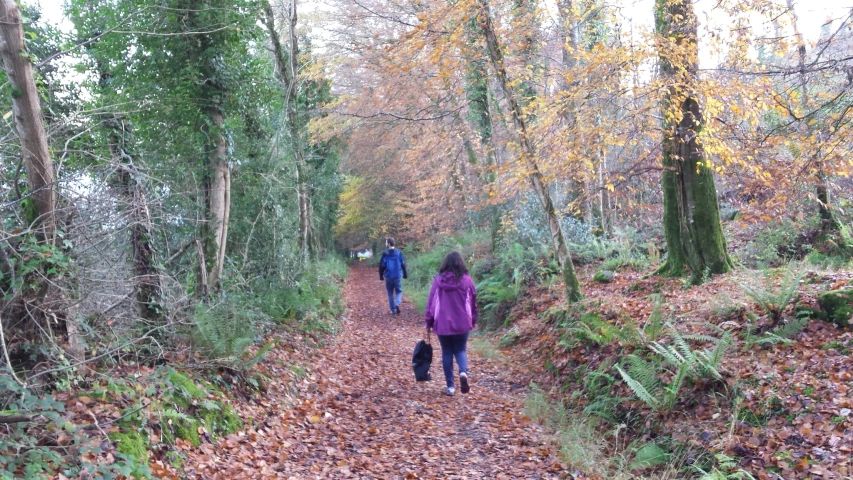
[
  {"x1": 385, "y1": 277, "x2": 402, "y2": 313},
  {"x1": 437, "y1": 333, "x2": 469, "y2": 388}
]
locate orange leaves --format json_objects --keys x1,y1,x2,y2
[{"x1": 146, "y1": 265, "x2": 569, "y2": 478}]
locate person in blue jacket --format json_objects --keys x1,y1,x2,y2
[{"x1": 379, "y1": 237, "x2": 407, "y2": 314}]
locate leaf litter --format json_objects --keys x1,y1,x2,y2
[{"x1": 171, "y1": 265, "x2": 567, "y2": 479}]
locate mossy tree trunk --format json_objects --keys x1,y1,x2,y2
[
  {"x1": 479, "y1": 0, "x2": 582, "y2": 302},
  {"x1": 655, "y1": 0, "x2": 732, "y2": 282}
]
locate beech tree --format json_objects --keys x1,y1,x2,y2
[{"x1": 655, "y1": 0, "x2": 733, "y2": 282}]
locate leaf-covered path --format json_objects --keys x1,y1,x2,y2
[{"x1": 180, "y1": 264, "x2": 564, "y2": 479}]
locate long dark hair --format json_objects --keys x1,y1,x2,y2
[{"x1": 439, "y1": 251, "x2": 468, "y2": 281}]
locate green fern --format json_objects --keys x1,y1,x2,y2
[
  {"x1": 192, "y1": 303, "x2": 257, "y2": 360},
  {"x1": 616, "y1": 362, "x2": 662, "y2": 411},
  {"x1": 740, "y1": 266, "x2": 802, "y2": 325},
  {"x1": 649, "y1": 323, "x2": 730, "y2": 381},
  {"x1": 772, "y1": 316, "x2": 808, "y2": 339},
  {"x1": 582, "y1": 365, "x2": 622, "y2": 424},
  {"x1": 642, "y1": 295, "x2": 666, "y2": 342},
  {"x1": 743, "y1": 316, "x2": 808, "y2": 349}
]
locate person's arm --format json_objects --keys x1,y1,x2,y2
[
  {"x1": 378, "y1": 252, "x2": 386, "y2": 280},
  {"x1": 400, "y1": 252, "x2": 408, "y2": 279},
  {"x1": 468, "y1": 276, "x2": 479, "y2": 328},
  {"x1": 424, "y1": 277, "x2": 438, "y2": 331}
]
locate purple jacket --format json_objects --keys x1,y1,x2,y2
[{"x1": 424, "y1": 272, "x2": 478, "y2": 336}]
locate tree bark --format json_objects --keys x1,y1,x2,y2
[
  {"x1": 264, "y1": 0, "x2": 313, "y2": 258},
  {"x1": 0, "y1": 0, "x2": 56, "y2": 242},
  {"x1": 655, "y1": 0, "x2": 732, "y2": 282},
  {"x1": 104, "y1": 118, "x2": 164, "y2": 322},
  {"x1": 786, "y1": 0, "x2": 837, "y2": 230},
  {"x1": 478, "y1": 0, "x2": 582, "y2": 302},
  {"x1": 206, "y1": 106, "x2": 230, "y2": 288}
]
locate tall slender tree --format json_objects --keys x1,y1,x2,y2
[
  {"x1": 478, "y1": 0, "x2": 582, "y2": 302},
  {"x1": 264, "y1": 0, "x2": 316, "y2": 258}
]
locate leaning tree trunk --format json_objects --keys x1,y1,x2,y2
[
  {"x1": 478, "y1": 0, "x2": 582, "y2": 302},
  {"x1": 0, "y1": 0, "x2": 56, "y2": 242},
  {"x1": 463, "y1": 10, "x2": 501, "y2": 247},
  {"x1": 0, "y1": 0, "x2": 85, "y2": 358},
  {"x1": 655, "y1": 0, "x2": 732, "y2": 282}
]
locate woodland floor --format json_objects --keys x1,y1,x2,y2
[{"x1": 173, "y1": 264, "x2": 566, "y2": 479}]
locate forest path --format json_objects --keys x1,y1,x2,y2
[{"x1": 181, "y1": 264, "x2": 564, "y2": 479}]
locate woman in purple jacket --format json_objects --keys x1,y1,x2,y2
[{"x1": 424, "y1": 251, "x2": 478, "y2": 396}]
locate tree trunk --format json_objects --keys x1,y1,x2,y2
[
  {"x1": 786, "y1": 0, "x2": 837, "y2": 230},
  {"x1": 655, "y1": 0, "x2": 732, "y2": 282},
  {"x1": 0, "y1": 0, "x2": 56, "y2": 242},
  {"x1": 264, "y1": 0, "x2": 313, "y2": 258},
  {"x1": 105, "y1": 118, "x2": 164, "y2": 322},
  {"x1": 463, "y1": 10, "x2": 500, "y2": 246},
  {"x1": 556, "y1": 0, "x2": 587, "y2": 222},
  {"x1": 0, "y1": 0, "x2": 85, "y2": 359},
  {"x1": 206, "y1": 106, "x2": 230, "y2": 288},
  {"x1": 478, "y1": 0, "x2": 582, "y2": 302}
]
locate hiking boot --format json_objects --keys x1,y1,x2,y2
[
  {"x1": 443, "y1": 387, "x2": 455, "y2": 396},
  {"x1": 459, "y1": 372, "x2": 470, "y2": 394},
  {"x1": 395, "y1": 305, "x2": 401, "y2": 314}
]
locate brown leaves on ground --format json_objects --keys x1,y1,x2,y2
[
  {"x1": 503, "y1": 264, "x2": 853, "y2": 479},
  {"x1": 174, "y1": 264, "x2": 567, "y2": 479}
]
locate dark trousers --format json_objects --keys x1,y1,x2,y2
[
  {"x1": 437, "y1": 333, "x2": 469, "y2": 388},
  {"x1": 385, "y1": 277, "x2": 402, "y2": 312}
]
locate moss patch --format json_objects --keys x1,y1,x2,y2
[
  {"x1": 593, "y1": 270, "x2": 615, "y2": 283},
  {"x1": 817, "y1": 289, "x2": 853, "y2": 328},
  {"x1": 168, "y1": 371, "x2": 207, "y2": 400},
  {"x1": 172, "y1": 417, "x2": 202, "y2": 446},
  {"x1": 109, "y1": 429, "x2": 149, "y2": 463},
  {"x1": 201, "y1": 403, "x2": 242, "y2": 436}
]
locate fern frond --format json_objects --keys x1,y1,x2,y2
[
  {"x1": 661, "y1": 363, "x2": 689, "y2": 410},
  {"x1": 616, "y1": 364, "x2": 660, "y2": 410},
  {"x1": 772, "y1": 317, "x2": 808, "y2": 339},
  {"x1": 643, "y1": 295, "x2": 665, "y2": 342},
  {"x1": 683, "y1": 333, "x2": 723, "y2": 343},
  {"x1": 648, "y1": 342, "x2": 686, "y2": 369}
]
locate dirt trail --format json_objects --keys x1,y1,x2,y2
[{"x1": 181, "y1": 264, "x2": 563, "y2": 479}]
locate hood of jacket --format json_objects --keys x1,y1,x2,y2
[{"x1": 436, "y1": 271, "x2": 466, "y2": 291}]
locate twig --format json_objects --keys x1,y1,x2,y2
[
  {"x1": 0, "y1": 414, "x2": 36, "y2": 424},
  {"x1": 0, "y1": 312, "x2": 25, "y2": 386},
  {"x1": 87, "y1": 411, "x2": 108, "y2": 438}
]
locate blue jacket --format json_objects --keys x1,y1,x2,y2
[{"x1": 379, "y1": 248, "x2": 407, "y2": 280}]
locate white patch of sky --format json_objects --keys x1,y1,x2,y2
[{"x1": 33, "y1": 0, "x2": 849, "y2": 68}]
